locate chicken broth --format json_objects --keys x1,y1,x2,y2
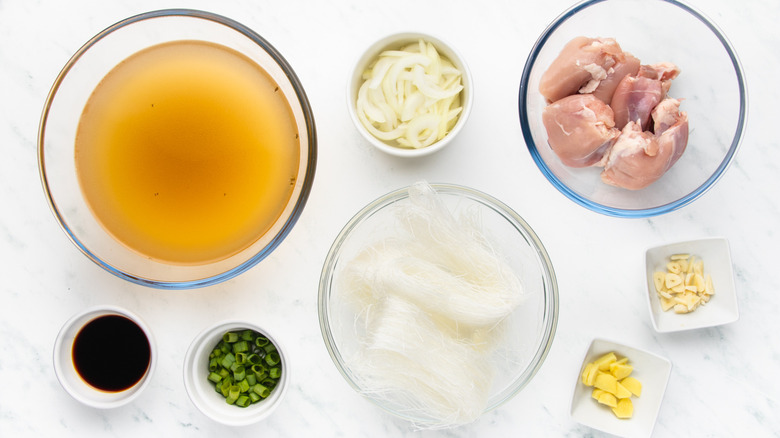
[{"x1": 75, "y1": 40, "x2": 300, "y2": 264}]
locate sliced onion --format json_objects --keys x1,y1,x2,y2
[{"x1": 355, "y1": 39, "x2": 464, "y2": 149}]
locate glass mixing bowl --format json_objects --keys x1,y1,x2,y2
[{"x1": 38, "y1": 10, "x2": 316, "y2": 288}]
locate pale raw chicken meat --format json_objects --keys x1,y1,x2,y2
[
  {"x1": 639, "y1": 62, "x2": 681, "y2": 82},
  {"x1": 601, "y1": 99, "x2": 688, "y2": 190},
  {"x1": 652, "y1": 98, "x2": 689, "y2": 168},
  {"x1": 542, "y1": 94, "x2": 620, "y2": 167},
  {"x1": 610, "y1": 75, "x2": 665, "y2": 131},
  {"x1": 611, "y1": 62, "x2": 681, "y2": 130},
  {"x1": 539, "y1": 37, "x2": 625, "y2": 104},
  {"x1": 590, "y1": 52, "x2": 640, "y2": 104}
]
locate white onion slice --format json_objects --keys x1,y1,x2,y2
[{"x1": 356, "y1": 39, "x2": 464, "y2": 149}]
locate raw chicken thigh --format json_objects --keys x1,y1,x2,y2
[
  {"x1": 538, "y1": 36, "x2": 689, "y2": 190},
  {"x1": 601, "y1": 99, "x2": 688, "y2": 190},
  {"x1": 539, "y1": 37, "x2": 625, "y2": 104},
  {"x1": 591, "y1": 52, "x2": 640, "y2": 105},
  {"x1": 542, "y1": 94, "x2": 620, "y2": 167},
  {"x1": 610, "y1": 75, "x2": 665, "y2": 130},
  {"x1": 611, "y1": 62, "x2": 680, "y2": 130}
]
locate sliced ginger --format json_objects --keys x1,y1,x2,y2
[
  {"x1": 653, "y1": 253, "x2": 714, "y2": 314},
  {"x1": 581, "y1": 352, "x2": 641, "y2": 419}
]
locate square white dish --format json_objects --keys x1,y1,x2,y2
[
  {"x1": 571, "y1": 338, "x2": 672, "y2": 438},
  {"x1": 645, "y1": 237, "x2": 739, "y2": 332}
]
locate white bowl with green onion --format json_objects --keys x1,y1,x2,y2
[
  {"x1": 183, "y1": 321, "x2": 288, "y2": 426},
  {"x1": 348, "y1": 32, "x2": 473, "y2": 157}
]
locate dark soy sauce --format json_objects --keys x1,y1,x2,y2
[{"x1": 72, "y1": 314, "x2": 151, "y2": 392}]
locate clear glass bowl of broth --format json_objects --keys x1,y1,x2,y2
[{"x1": 38, "y1": 10, "x2": 317, "y2": 288}]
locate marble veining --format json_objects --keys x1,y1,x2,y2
[{"x1": 1, "y1": 0, "x2": 779, "y2": 437}]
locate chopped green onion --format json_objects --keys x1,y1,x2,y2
[
  {"x1": 236, "y1": 395, "x2": 251, "y2": 407},
  {"x1": 207, "y1": 372, "x2": 223, "y2": 383},
  {"x1": 220, "y1": 352, "x2": 235, "y2": 369},
  {"x1": 265, "y1": 352, "x2": 281, "y2": 366},
  {"x1": 207, "y1": 329, "x2": 282, "y2": 408},
  {"x1": 233, "y1": 366, "x2": 246, "y2": 381},
  {"x1": 252, "y1": 383, "x2": 270, "y2": 398},
  {"x1": 233, "y1": 340, "x2": 249, "y2": 354},
  {"x1": 226, "y1": 385, "x2": 240, "y2": 404}
]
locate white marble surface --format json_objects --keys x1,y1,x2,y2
[{"x1": 1, "y1": 0, "x2": 779, "y2": 436}]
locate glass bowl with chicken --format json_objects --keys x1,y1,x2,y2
[{"x1": 518, "y1": 0, "x2": 746, "y2": 217}]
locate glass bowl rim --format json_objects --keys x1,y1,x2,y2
[
  {"x1": 517, "y1": 0, "x2": 748, "y2": 218},
  {"x1": 37, "y1": 9, "x2": 317, "y2": 289},
  {"x1": 317, "y1": 182, "x2": 559, "y2": 423}
]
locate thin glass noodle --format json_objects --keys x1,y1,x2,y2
[{"x1": 339, "y1": 182, "x2": 526, "y2": 428}]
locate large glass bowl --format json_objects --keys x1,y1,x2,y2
[
  {"x1": 38, "y1": 10, "x2": 316, "y2": 288},
  {"x1": 318, "y1": 183, "x2": 558, "y2": 427},
  {"x1": 518, "y1": 0, "x2": 747, "y2": 217}
]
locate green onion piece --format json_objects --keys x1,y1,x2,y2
[
  {"x1": 241, "y1": 330, "x2": 254, "y2": 341},
  {"x1": 220, "y1": 380, "x2": 231, "y2": 397},
  {"x1": 252, "y1": 383, "x2": 270, "y2": 398},
  {"x1": 269, "y1": 367, "x2": 281, "y2": 379},
  {"x1": 233, "y1": 365, "x2": 246, "y2": 381},
  {"x1": 254, "y1": 336, "x2": 269, "y2": 348},
  {"x1": 252, "y1": 364, "x2": 267, "y2": 380},
  {"x1": 207, "y1": 372, "x2": 223, "y2": 383},
  {"x1": 218, "y1": 368, "x2": 230, "y2": 379},
  {"x1": 223, "y1": 332, "x2": 239, "y2": 343},
  {"x1": 261, "y1": 378, "x2": 277, "y2": 389},
  {"x1": 265, "y1": 352, "x2": 281, "y2": 366},
  {"x1": 245, "y1": 373, "x2": 257, "y2": 386},
  {"x1": 235, "y1": 352, "x2": 247, "y2": 365},
  {"x1": 248, "y1": 391, "x2": 261, "y2": 403},
  {"x1": 209, "y1": 357, "x2": 219, "y2": 372},
  {"x1": 247, "y1": 354, "x2": 262, "y2": 365},
  {"x1": 262, "y1": 342, "x2": 276, "y2": 353},
  {"x1": 226, "y1": 385, "x2": 240, "y2": 404},
  {"x1": 233, "y1": 340, "x2": 249, "y2": 354},
  {"x1": 236, "y1": 395, "x2": 251, "y2": 407},
  {"x1": 237, "y1": 378, "x2": 250, "y2": 393},
  {"x1": 220, "y1": 342, "x2": 231, "y2": 354},
  {"x1": 220, "y1": 352, "x2": 235, "y2": 369}
]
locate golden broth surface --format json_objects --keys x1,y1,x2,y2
[{"x1": 75, "y1": 40, "x2": 300, "y2": 264}]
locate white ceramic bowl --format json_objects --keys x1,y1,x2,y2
[
  {"x1": 347, "y1": 32, "x2": 473, "y2": 157},
  {"x1": 645, "y1": 237, "x2": 739, "y2": 332},
  {"x1": 571, "y1": 338, "x2": 671, "y2": 438},
  {"x1": 53, "y1": 305, "x2": 157, "y2": 409},
  {"x1": 183, "y1": 321, "x2": 289, "y2": 426}
]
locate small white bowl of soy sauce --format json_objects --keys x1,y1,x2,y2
[{"x1": 53, "y1": 305, "x2": 156, "y2": 408}]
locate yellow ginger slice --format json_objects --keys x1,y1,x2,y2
[
  {"x1": 620, "y1": 377, "x2": 642, "y2": 397},
  {"x1": 612, "y1": 398, "x2": 633, "y2": 419},
  {"x1": 594, "y1": 372, "x2": 618, "y2": 395},
  {"x1": 609, "y1": 362, "x2": 633, "y2": 380},
  {"x1": 593, "y1": 352, "x2": 617, "y2": 372},
  {"x1": 597, "y1": 391, "x2": 618, "y2": 408}
]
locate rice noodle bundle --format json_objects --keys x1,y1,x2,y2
[{"x1": 339, "y1": 181, "x2": 525, "y2": 428}]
